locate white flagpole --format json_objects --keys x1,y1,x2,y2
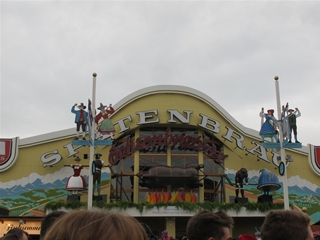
[
  {"x1": 88, "y1": 72, "x2": 97, "y2": 208},
  {"x1": 274, "y1": 76, "x2": 290, "y2": 210}
]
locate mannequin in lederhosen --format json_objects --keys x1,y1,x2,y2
[
  {"x1": 93, "y1": 153, "x2": 104, "y2": 196},
  {"x1": 235, "y1": 168, "x2": 248, "y2": 198}
]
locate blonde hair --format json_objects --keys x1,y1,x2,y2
[{"x1": 42, "y1": 209, "x2": 148, "y2": 240}]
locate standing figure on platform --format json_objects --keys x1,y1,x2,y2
[
  {"x1": 71, "y1": 103, "x2": 88, "y2": 140},
  {"x1": 287, "y1": 107, "x2": 301, "y2": 143},
  {"x1": 95, "y1": 103, "x2": 115, "y2": 139},
  {"x1": 281, "y1": 103, "x2": 289, "y2": 141},
  {"x1": 66, "y1": 156, "x2": 87, "y2": 194},
  {"x1": 235, "y1": 168, "x2": 248, "y2": 198},
  {"x1": 259, "y1": 108, "x2": 279, "y2": 143},
  {"x1": 93, "y1": 153, "x2": 104, "y2": 196}
]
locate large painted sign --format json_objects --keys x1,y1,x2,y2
[{"x1": 0, "y1": 92, "x2": 319, "y2": 223}]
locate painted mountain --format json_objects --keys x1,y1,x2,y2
[{"x1": 0, "y1": 168, "x2": 110, "y2": 216}]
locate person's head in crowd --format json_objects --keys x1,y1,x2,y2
[
  {"x1": 1, "y1": 234, "x2": 20, "y2": 240},
  {"x1": 260, "y1": 210, "x2": 314, "y2": 240},
  {"x1": 4, "y1": 229, "x2": 29, "y2": 240},
  {"x1": 41, "y1": 209, "x2": 148, "y2": 240},
  {"x1": 186, "y1": 210, "x2": 234, "y2": 240},
  {"x1": 40, "y1": 210, "x2": 67, "y2": 239}
]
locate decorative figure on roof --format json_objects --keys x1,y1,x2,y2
[
  {"x1": 71, "y1": 103, "x2": 88, "y2": 140},
  {"x1": 281, "y1": 102, "x2": 302, "y2": 144},
  {"x1": 259, "y1": 108, "x2": 279, "y2": 143},
  {"x1": 92, "y1": 153, "x2": 104, "y2": 196},
  {"x1": 66, "y1": 156, "x2": 87, "y2": 194},
  {"x1": 281, "y1": 103, "x2": 289, "y2": 141},
  {"x1": 235, "y1": 168, "x2": 248, "y2": 198},
  {"x1": 287, "y1": 106, "x2": 301, "y2": 143},
  {"x1": 95, "y1": 103, "x2": 115, "y2": 139},
  {"x1": 257, "y1": 169, "x2": 280, "y2": 195}
]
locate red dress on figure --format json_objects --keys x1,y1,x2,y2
[{"x1": 66, "y1": 164, "x2": 87, "y2": 191}]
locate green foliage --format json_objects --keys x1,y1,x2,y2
[
  {"x1": 65, "y1": 200, "x2": 86, "y2": 210},
  {"x1": 45, "y1": 200, "x2": 290, "y2": 214},
  {"x1": 44, "y1": 200, "x2": 66, "y2": 212}
]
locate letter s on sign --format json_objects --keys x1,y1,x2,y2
[{"x1": 41, "y1": 150, "x2": 62, "y2": 167}]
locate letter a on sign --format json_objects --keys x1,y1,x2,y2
[{"x1": 0, "y1": 138, "x2": 19, "y2": 172}]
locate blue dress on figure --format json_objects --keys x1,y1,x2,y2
[{"x1": 259, "y1": 109, "x2": 279, "y2": 142}]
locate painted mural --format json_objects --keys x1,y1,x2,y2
[
  {"x1": 1, "y1": 166, "x2": 319, "y2": 221},
  {"x1": 225, "y1": 169, "x2": 320, "y2": 223},
  {"x1": 0, "y1": 168, "x2": 110, "y2": 216}
]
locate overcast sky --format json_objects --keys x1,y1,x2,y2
[{"x1": 1, "y1": 1, "x2": 320, "y2": 146}]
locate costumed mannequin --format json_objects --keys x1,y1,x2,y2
[
  {"x1": 93, "y1": 153, "x2": 104, "y2": 196},
  {"x1": 71, "y1": 103, "x2": 88, "y2": 140},
  {"x1": 95, "y1": 103, "x2": 115, "y2": 139},
  {"x1": 287, "y1": 107, "x2": 301, "y2": 143},
  {"x1": 259, "y1": 108, "x2": 279, "y2": 143},
  {"x1": 235, "y1": 168, "x2": 248, "y2": 198},
  {"x1": 66, "y1": 156, "x2": 87, "y2": 194}
]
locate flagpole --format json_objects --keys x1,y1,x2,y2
[
  {"x1": 88, "y1": 72, "x2": 97, "y2": 208},
  {"x1": 274, "y1": 76, "x2": 290, "y2": 210}
]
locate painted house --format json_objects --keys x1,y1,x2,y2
[{"x1": 1, "y1": 85, "x2": 320, "y2": 239}]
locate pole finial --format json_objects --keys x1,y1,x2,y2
[
  {"x1": 93, "y1": 72, "x2": 97, "y2": 77},
  {"x1": 274, "y1": 76, "x2": 279, "y2": 80}
]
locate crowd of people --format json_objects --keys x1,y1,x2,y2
[{"x1": 0, "y1": 209, "x2": 315, "y2": 240}]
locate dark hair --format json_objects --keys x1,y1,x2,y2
[
  {"x1": 42, "y1": 209, "x2": 148, "y2": 240},
  {"x1": 5, "y1": 228, "x2": 29, "y2": 240},
  {"x1": 2, "y1": 234, "x2": 20, "y2": 240},
  {"x1": 260, "y1": 210, "x2": 311, "y2": 240},
  {"x1": 40, "y1": 210, "x2": 67, "y2": 239},
  {"x1": 186, "y1": 210, "x2": 234, "y2": 240}
]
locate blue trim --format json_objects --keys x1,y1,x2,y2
[
  {"x1": 283, "y1": 142, "x2": 302, "y2": 149},
  {"x1": 72, "y1": 140, "x2": 91, "y2": 146},
  {"x1": 263, "y1": 142, "x2": 280, "y2": 151},
  {"x1": 71, "y1": 140, "x2": 113, "y2": 146},
  {"x1": 279, "y1": 162, "x2": 285, "y2": 176}
]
